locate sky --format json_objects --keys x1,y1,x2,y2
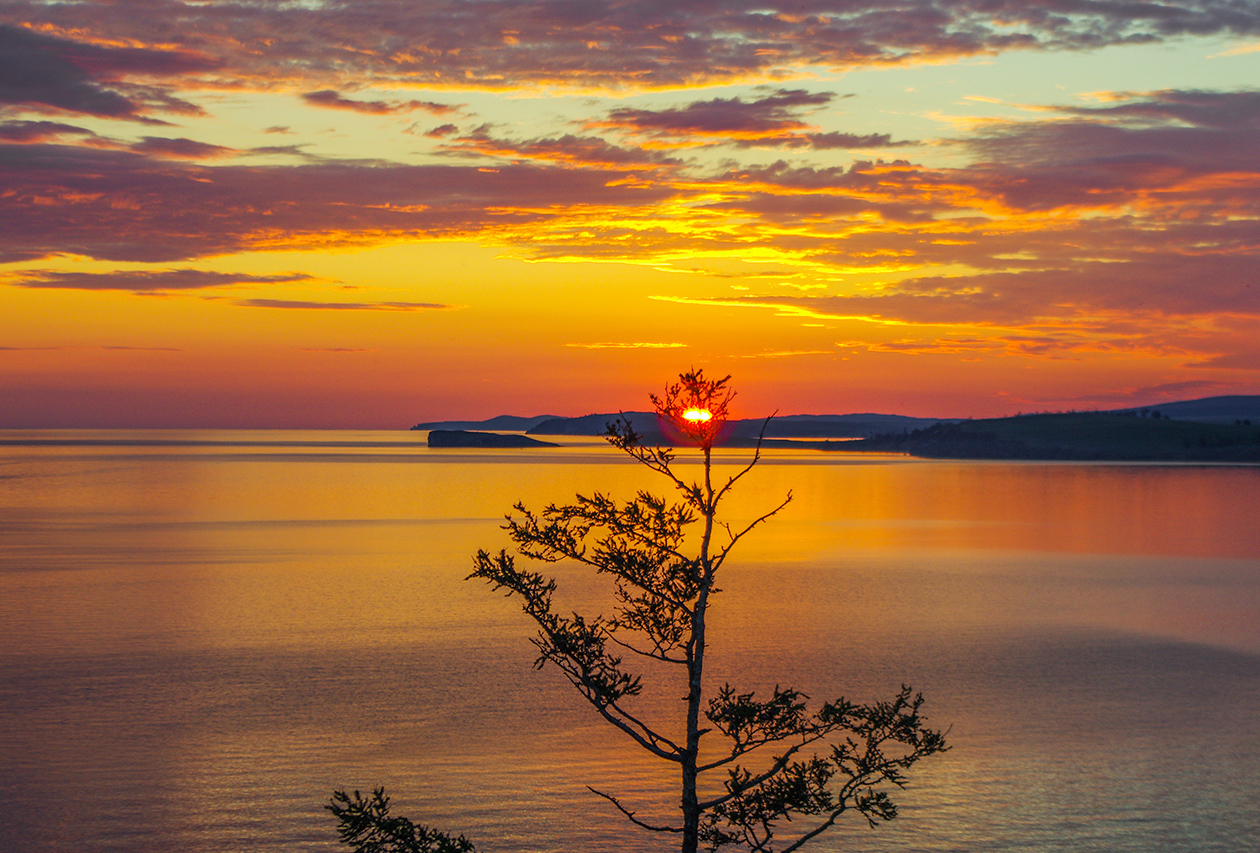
[{"x1": 2, "y1": 1, "x2": 1260, "y2": 428}]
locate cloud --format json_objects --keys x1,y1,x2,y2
[
  {"x1": 0, "y1": 24, "x2": 214, "y2": 119},
  {"x1": 0, "y1": 142, "x2": 677, "y2": 261},
  {"x1": 958, "y1": 89, "x2": 1260, "y2": 209},
  {"x1": 0, "y1": 9, "x2": 1255, "y2": 377},
  {"x1": 1054, "y1": 89, "x2": 1260, "y2": 130},
  {"x1": 235, "y1": 299, "x2": 453, "y2": 310},
  {"x1": 737, "y1": 350, "x2": 833, "y2": 358},
  {"x1": 601, "y1": 89, "x2": 832, "y2": 137},
  {"x1": 5, "y1": 268, "x2": 316, "y2": 291},
  {"x1": 301, "y1": 90, "x2": 457, "y2": 115},
  {"x1": 129, "y1": 137, "x2": 236, "y2": 160},
  {"x1": 6, "y1": 3, "x2": 1260, "y2": 91},
  {"x1": 591, "y1": 88, "x2": 915, "y2": 149},
  {"x1": 0, "y1": 119, "x2": 97, "y2": 142},
  {"x1": 1212, "y1": 40, "x2": 1260, "y2": 57},
  {"x1": 3, "y1": 82, "x2": 1257, "y2": 362},
  {"x1": 246, "y1": 144, "x2": 310, "y2": 157},
  {"x1": 654, "y1": 250, "x2": 1260, "y2": 328},
  {"x1": 802, "y1": 131, "x2": 917, "y2": 150},
  {"x1": 442, "y1": 127, "x2": 683, "y2": 169},
  {"x1": 0, "y1": 24, "x2": 141, "y2": 118}
]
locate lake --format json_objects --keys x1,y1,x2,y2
[{"x1": 1, "y1": 430, "x2": 1258, "y2": 852}]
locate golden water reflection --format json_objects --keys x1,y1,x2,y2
[{"x1": 1, "y1": 431, "x2": 1258, "y2": 853}]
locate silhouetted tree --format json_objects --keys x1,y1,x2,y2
[{"x1": 469, "y1": 369, "x2": 947, "y2": 853}]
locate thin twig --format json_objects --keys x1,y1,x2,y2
[{"x1": 587, "y1": 787, "x2": 683, "y2": 834}]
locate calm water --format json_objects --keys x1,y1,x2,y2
[{"x1": 1, "y1": 430, "x2": 1258, "y2": 853}]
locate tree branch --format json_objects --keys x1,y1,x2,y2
[
  {"x1": 587, "y1": 787, "x2": 683, "y2": 834},
  {"x1": 776, "y1": 807, "x2": 846, "y2": 853},
  {"x1": 697, "y1": 738, "x2": 814, "y2": 811},
  {"x1": 605, "y1": 629, "x2": 688, "y2": 664},
  {"x1": 711, "y1": 491, "x2": 793, "y2": 573},
  {"x1": 556, "y1": 671, "x2": 683, "y2": 762},
  {"x1": 714, "y1": 412, "x2": 776, "y2": 506}
]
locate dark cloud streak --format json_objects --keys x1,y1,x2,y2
[
  {"x1": 6, "y1": 268, "x2": 316, "y2": 291},
  {"x1": 301, "y1": 90, "x2": 457, "y2": 115},
  {"x1": 601, "y1": 89, "x2": 833, "y2": 137},
  {"x1": 129, "y1": 136, "x2": 236, "y2": 160},
  {"x1": 236, "y1": 299, "x2": 451, "y2": 310},
  {"x1": 0, "y1": 119, "x2": 96, "y2": 142},
  {"x1": 595, "y1": 88, "x2": 916, "y2": 149},
  {"x1": 0, "y1": 23, "x2": 215, "y2": 119}
]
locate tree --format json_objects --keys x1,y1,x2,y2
[
  {"x1": 469, "y1": 369, "x2": 947, "y2": 853},
  {"x1": 326, "y1": 788, "x2": 477, "y2": 853}
]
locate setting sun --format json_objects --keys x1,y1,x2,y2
[{"x1": 3, "y1": 3, "x2": 1260, "y2": 851}]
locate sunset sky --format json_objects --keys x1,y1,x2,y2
[{"x1": 3, "y1": 1, "x2": 1259, "y2": 427}]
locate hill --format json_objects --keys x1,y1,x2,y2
[
  {"x1": 1108, "y1": 395, "x2": 1260, "y2": 424},
  {"x1": 846, "y1": 412, "x2": 1260, "y2": 461},
  {"x1": 526, "y1": 411, "x2": 659, "y2": 436},
  {"x1": 412, "y1": 414, "x2": 560, "y2": 431}
]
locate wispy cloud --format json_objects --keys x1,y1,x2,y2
[
  {"x1": 423, "y1": 124, "x2": 459, "y2": 138},
  {"x1": 235, "y1": 299, "x2": 453, "y2": 310},
  {"x1": 594, "y1": 89, "x2": 916, "y2": 149},
  {"x1": 5, "y1": 268, "x2": 316, "y2": 291},
  {"x1": 598, "y1": 89, "x2": 830, "y2": 138},
  {"x1": 301, "y1": 90, "x2": 457, "y2": 116},
  {"x1": 128, "y1": 137, "x2": 236, "y2": 160},
  {"x1": 564, "y1": 342, "x2": 688, "y2": 349},
  {"x1": 442, "y1": 126, "x2": 683, "y2": 168},
  {"x1": 0, "y1": 119, "x2": 97, "y2": 142},
  {"x1": 737, "y1": 350, "x2": 833, "y2": 358}
]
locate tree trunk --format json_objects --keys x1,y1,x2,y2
[
  {"x1": 681, "y1": 579, "x2": 709, "y2": 853},
  {"x1": 682, "y1": 447, "x2": 717, "y2": 853}
]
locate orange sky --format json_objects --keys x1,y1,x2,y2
[{"x1": 2, "y1": 4, "x2": 1260, "y2": 426}]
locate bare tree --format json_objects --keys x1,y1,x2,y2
[{"x1": 470, "y1": 369, "x2": 947, "y2": 853}]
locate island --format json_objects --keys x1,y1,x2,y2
[{"x1": 426, "y1": 430, "x2": 559, "y2": 448}]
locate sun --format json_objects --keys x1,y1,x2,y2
[{"x1": 682, "y1": 408, "x2": 713, "y2": 423}]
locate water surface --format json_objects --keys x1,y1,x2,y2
[{"x1": 1, "y1": 431, "x2": 1257, "y2": 852}]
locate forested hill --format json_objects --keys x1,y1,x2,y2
[{"x1": 845, "y1": 411, "x2": 1260, "y2": 461}]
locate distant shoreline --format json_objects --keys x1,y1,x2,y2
[{"x1": 835, "y1": 412, "x2": 1260, "y2": 462}]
